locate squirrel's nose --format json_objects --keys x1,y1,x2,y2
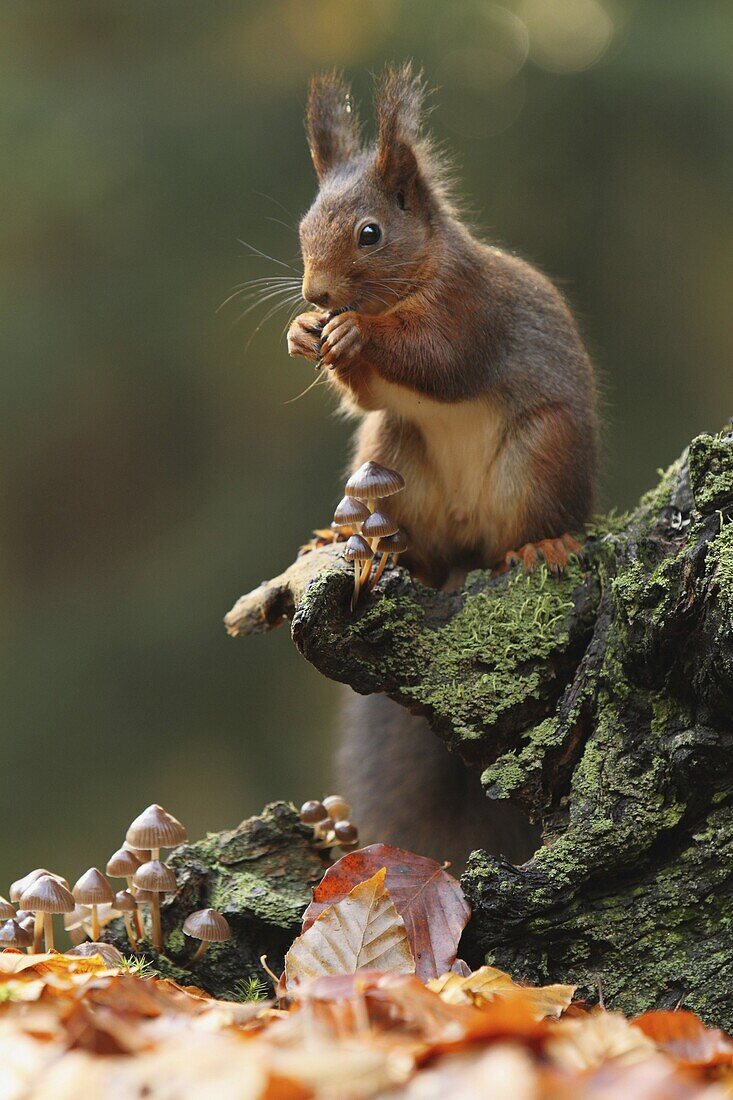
[{"x1": 302, "y1": 275, "x2": 331, "y2": 308}]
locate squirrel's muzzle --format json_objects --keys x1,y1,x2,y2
[{"x1": 302, "y1": 273, "x2": 332, "y2": 308}]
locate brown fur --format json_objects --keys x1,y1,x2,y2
[{"x1": 287, "y1": 65, "x2": 599, "y2": 866}]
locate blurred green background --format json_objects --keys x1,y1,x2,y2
[{"x1": 1, "y1": 0, "x2": 731, "y2": 889}]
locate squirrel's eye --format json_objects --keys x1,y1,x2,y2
[{"x1": 358, "y1": 223, "x2": 382, "y2": 247}]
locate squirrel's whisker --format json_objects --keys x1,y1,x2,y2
[{"x1": 237, "y1": 237, "x2": 301, "y2": 273}]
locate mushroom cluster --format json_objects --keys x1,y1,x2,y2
[
  {"x1": 0, "y1": 802, "x2": 231, "y2": 967},
  {"x1": 333, "y1": 461, "x2": 409, "y2": 608},
  {"x1": 299, "y1": 795, "x2": 360, "y2": 852}
]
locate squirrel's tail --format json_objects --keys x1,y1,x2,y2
[{"x1": 336, "y1": 689, "x2": 539, "y2": 871}]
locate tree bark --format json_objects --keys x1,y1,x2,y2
[{"x1": 225, "y1": 427, "x2": 733, "y2": 1028}]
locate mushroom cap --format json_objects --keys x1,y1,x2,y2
[
  {"x1": 333, "y1": 496, "x2": 371, "y2": 528},
  {"x1": 182, "y1": 908, "x2": 231, "y2": 943},
  {"x1": 362, "y1": 511, "x2": 399, "y2": 540},
  {"x1": 123, "y1": 843, "x2": 151, "y2": 861},
  {"x1": 345, "y1": 461, "x2": 405, "y2": 500},
  {"x1": 10, "y1": 869, "x2": 69, "y2": 903},
  {"x1": 322, "y1": 795, "x2": 351, "y2": 822},
  {"x1": 113, "y1": 889, "x2": 137, "y2": 912},
  {"x1": 133, "y1": 889, "x2": 157, "y2": 904},
  {"x1": 72, "y1": 868, "x2": 115, "y2": 906},
  {"x1": 20, "y1": 875, "x2": 75, "y2": 914},
  {"x1": 376, "y1": 529, "x2": 408, "y2": 554},
  {"x1": 343, "y1": 534, "x2": 373, "y2": 563},
  {"x1": 334, "y1": 820, "x2": 359, "y2": 844},
  {"x1": 0, "y1": 897, "x2": 16, "y2": 920},
  {"x1": 0, "y1": 918, "x2": 33, "y2": 949},
  {"x1": 106, "y1": 848, "x2": 142, "y2": 878},
  {"x1": 133, "y1": 860, "x2": 177, "y2": 894},
  {"x1": 67, "y1": 942, "x2": 125, "y2": 967},
  {"x1": 126, "y1": 804, "x2": 187, "y2": 851},
  {"x1": 299, "y1": 800, "x2": 328, "y2": 824}
]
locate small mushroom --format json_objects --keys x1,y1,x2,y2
[
  {"x1": 299, "y1": 800, "x2": 328, "y2": 824},
  {"x1": 370, "y1": 528, "x2": 409, "y2": 589},
  {"x1": 113, "y1": 889, "x2": 139, "y2": 952},
  {"x1": 133, "y1": 860, "x2": 177, "y2": 952},
  {"x1": 126, "y1": 804, "x2": 187, "y2": 862},
  {"x1": 343, "y1": 534, "x2": 373, "y2": 610},
  {"x1": 10, "y1": 869, "x2": 69, "y2": 904},
  {"x1": 360, "y1": 511, "x2": 399, "y2": 583},
  {"x1": 361, "y1": 511, "x2": 399, "y2": 542},
  {"x1": 106, "y1": 847, "x2": 144, "y2": 938},
  {"x1": 182, "y1": 909, "x2": 231, "y2": 965},
  {"x1": 0, "y1": 897, "x2": 16, "y2": 920},
  {"x1": 67, "y1": 942, "x2": 125, "y2": 967},
  {"x1": 345, "y1": 461, "x2": 405, "y2": 509},
  {"x1": 333, "y1": 496, "x2": 371, "y2": 530},
  {"x1": 72, "y1": 869, "x2": 115, "y2": 943},
  {"x1": 322, "y1": 795, "x2": 351, "y2": 822},
  {"x1": 0, "y1": 919, "x2": 33, "y2": 950},
  {"x1": 19, "y1": 875, "x2": 75, "y2": 953},
  {"x1": 334, "y1": 821, "x2": 359, "y2": 846}
]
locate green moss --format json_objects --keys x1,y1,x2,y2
[
  {"x1": 482, "y1": 717, "x2": 561, "y2": 799},
  {"x1": 707, "y1": 515, "x2": 733, "y2": 618},
  {"x1": 688, "y1": 430, "x2": 733, "y2": 514},
  {"x1": 406, "y1": 564, "x2": 583, "y2": 742}
]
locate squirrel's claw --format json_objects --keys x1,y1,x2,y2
[
  {"x1": 500, "y1": 534, "x2": 584, "y2": 576},
  {"x1": 320, "y1": 311, "x2": 364, "y2": 367}
]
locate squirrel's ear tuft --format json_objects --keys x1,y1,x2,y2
[
  {"x1": 374, "y1": 62, "x2": 428, "y2": 191},
  {"x1": 306, "y1": 70, "x2": 362, "y2": 180}
]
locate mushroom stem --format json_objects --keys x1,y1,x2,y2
[
  {"x1": 33, "y1": 912, "x2": 43, "y2": 954},
  {"x1": 151, "y1": 895, "x2": 162, "y2": 951},
  {"x1": 127, "y1": 877, "x2": 144, "y2": 938},
  {"x1": 43, "y1": 912, "x2": 54, "y2": 952},
  {"x1": 368, "y1": 552, "x2": 389, "y2": 591},
  {"x1": 358, "y1": 557, "x2": 372, "y2": 589},
  {"x1": 123, "y1": 914, "x2": 139, "y2": 952},
  {"x1": 189, "y1": 940, "x2": 208, "y2": 965},
  {"x1": 151, "y1": 847, "x2": 160, "y2": 862},
  {"x1": 91, "y1": 904, "x2": 100, "y2": 942},
  {"x1": 351, "y1": 561, "x2": 361, "y2": 611}
]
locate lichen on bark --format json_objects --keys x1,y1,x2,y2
[{"x1": 225, "y1": 425, "x2": 733, "y2": 1028}]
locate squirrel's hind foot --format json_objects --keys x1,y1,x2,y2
[{"x1": 498, "y1": 533, "x2": 584, "y2": 577}]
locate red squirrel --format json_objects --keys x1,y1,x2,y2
[{"x1": 287, "y1": 66, "x2": 599, "y2": 867}]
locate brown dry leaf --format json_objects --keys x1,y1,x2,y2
[
  {"x1": 428, "y1": 965, "x2": 575, "y2": 1020},
  {"x1": 302, "y1": 844, "x2": 470, "y2": 982},
  {"x1": 399, "y1": 1043, "x2": 539, "y2": 1100},
  {"x1": 633, "y1": 1010, "x2": 733, "y2": 1069},
  {"x1": 546, "y1": 1010, "x2": 657, "y2": 1072},
  {"x1": 285, "y1": 868, "x2": 415, "y2": 991}
]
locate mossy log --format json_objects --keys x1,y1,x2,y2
[{"x1": 227, "y1": 426, "x2": 733, "y2": 1028}]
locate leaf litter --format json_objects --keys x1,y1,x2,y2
[{"x1": 0, "y1": 846, "x2": 729, "y2": 1099}]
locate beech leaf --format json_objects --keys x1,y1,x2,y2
[
  {"x1": 285, "y1": 868, "x2": 415, "y2": 990},
  {"x1": 302, "y1": 844, "x2": 470, "y2": 982},
  {"x1": 427, "y1": 964, "x2": 575, "y2": 1019}
]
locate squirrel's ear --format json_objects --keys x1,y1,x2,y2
[
  {"x1": 374, "y1": 63, "x2": 426, "y2": 192},
  {"x1": 306, "y1": 71, "x2": 361, "y2": 180}
]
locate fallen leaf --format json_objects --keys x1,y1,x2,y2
[
  {"x1": 302, "y1": 845, "x2": 470, "y2": 982},
  {"x1": 428, "y1": 965, "x2": 575, "y2": 1020},
  {"x1": 285, "y1": 868, "x2": 415, "y2": 990},
  {"x1": 633, "y1": 1010, "x2": 733, "y2": 1069},
  {"x1": 546, "y1": 1010, "x2": 657, "y2": 1072}
]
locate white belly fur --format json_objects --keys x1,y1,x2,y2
[{"x1": 366, "y1": 375, "x2": 512, "y2": 562}]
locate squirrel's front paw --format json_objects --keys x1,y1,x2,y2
[
  {"x1": 320, "y1": 311, "x2": 365, "y2": 369},
  {"x1": 288, "y1": 311, "x2": 329, "y2": 361}
]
